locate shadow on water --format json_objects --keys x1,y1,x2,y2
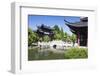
[{"x1": 28, "y1": 47, "x2": 66, "y2": 61}]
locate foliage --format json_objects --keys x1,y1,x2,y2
[
  {"x1": 70, "y1": 34, "x2": 77, "y2": 46},
  {"x1": 43, "y1": 35, "x2": 50, "y2": 42},
  {"x1": 62, "y1": 32, "x2": 68, "y2": 41},
  {"x1": 61, "y1": 27, "x2": 64, "y2": 38},
  {"x1": 28, "y1": 28, "x2": 38, "y2": 46},
  {"x1": 66, "y1": 35, "x2": 71, "y2": 42},
  {"x1": 28, "y1": 25, "x2": 76, "y2": 46},
  {"x1": 53, "y1": 25, "x2": 61, "y2": 40},
  {"x1": 53, "y1": 25, "x2": 68, "y2": 41},
  {"x1": 53, "y1": 25, "x2": 60, "y2": 33},
  {"x1": 64, "y1": 47, "x2": 88, "y2": 59}
]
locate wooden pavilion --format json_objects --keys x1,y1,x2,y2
[{"x1": 64, "y1": 17, "x2": 88, "y2": 46}]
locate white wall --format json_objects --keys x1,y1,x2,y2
[{"x1": 0, "y1": 0, "x2": 100, "y2": 76}]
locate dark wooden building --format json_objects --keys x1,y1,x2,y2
[
  {"x1": 35, "y1": 24, "x2": 54, "y2": 41},
  {"x1": 64, "y1": 17, "x2": 88, "y2": 46}
]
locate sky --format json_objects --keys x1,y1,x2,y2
[{"x1": 28, "y1": 15, "x2": 81, "y2": 35}]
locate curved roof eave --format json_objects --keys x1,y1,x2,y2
[
  {"x1": 64, "y1": 19, "x2": 87, "y2": 27},
  {"x1": 65, "y1": 23, "x2": 87, "y2": 28}
]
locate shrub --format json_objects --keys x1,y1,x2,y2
[{"x1": 64, "y1": 47, "x2": 88, "y2": 59}]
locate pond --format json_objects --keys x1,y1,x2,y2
[{"x1": 28, "y1": 47, "x2": 67, "y2": 61}]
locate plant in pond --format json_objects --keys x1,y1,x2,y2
[{"x1": 64, "y1": 47, "x2": 88, "y2": 59}]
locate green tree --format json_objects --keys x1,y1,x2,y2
[
  {"x1": 70, "y1": 34, "x2": 77, "y2": 46},
  {"x1": 66, "y1": 35, "x2": 71, "y2": 42},
  {"x1": 53, "y1": 25, "x2": 69, "y2": 41},
  {"x1": 53, "y1": 25, "x2": 60, "y2": 33},
  {"x1": 28, "y1": 27, "x2": 37, "y2": 46},
  {"x1": 43, "y1": 36, "x2": 50, "y2": 42},
  {"x1": 62, "y1": 32, "x2": 68, "y2": 42},
  {"x1": 60, "y1": 28, "x2": 64, "y2": 39},
  {"x1": 53, "y1": 25, "x2": 63, "y2": 40}
]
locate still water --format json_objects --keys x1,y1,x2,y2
[{"x1": 28, "y1": 47, "x2": 66, "y2": 61}]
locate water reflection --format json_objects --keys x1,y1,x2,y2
[{"x1": 28, "y1": 47, "x2": 66, "y2": 61}]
